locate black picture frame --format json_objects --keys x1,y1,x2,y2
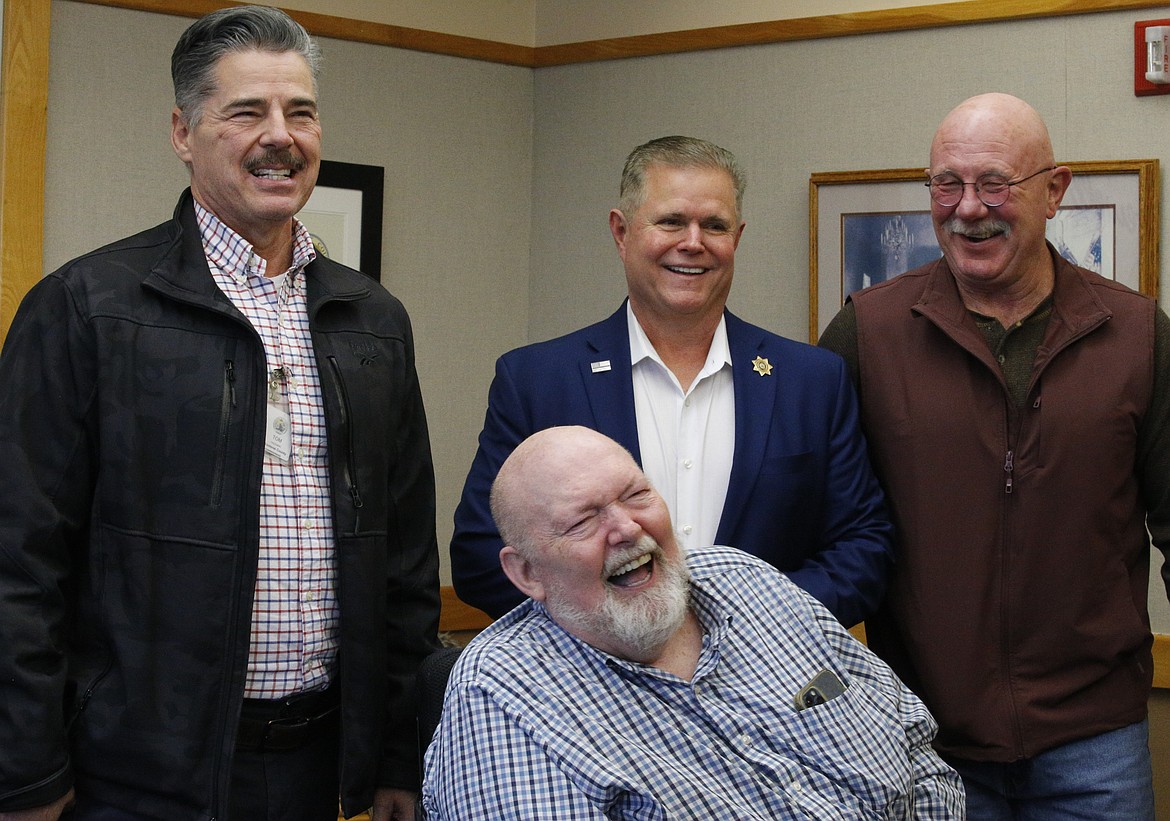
[{"x1": 298, "y1": 159, "x2": 385, "y2": 279}]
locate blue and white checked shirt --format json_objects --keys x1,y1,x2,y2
[{"x1": 422, "y1": 546, "x2": 964, "y2": 819}]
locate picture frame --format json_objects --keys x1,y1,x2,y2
[
  {"x1": 808, "y1": 159, "x2": 1160, "y2": 342},
  {"x1": 296, "y1": 159, "x2": 385, "y2": 279}
]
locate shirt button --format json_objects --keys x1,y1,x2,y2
[
  {"x1": 683, "y1": 459, "x2": 694, "y2": 469},
  {"x1": 997, "y1": 354, "x2": 1006, "y2": 364},
  {"x1": 682, "y1": 525, "x2": 694, "y2": 535}
]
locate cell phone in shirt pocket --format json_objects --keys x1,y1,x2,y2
[{"x1": 794, "y1": 669, "x2": 847, "y2": 711}]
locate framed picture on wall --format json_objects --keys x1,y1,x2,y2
[
  {"x1": 807, "y1": 159, "x2": 1160, "y2": 342},
  {"x1": 296, "y1": 159, "x2": 385, "y2": 279}
]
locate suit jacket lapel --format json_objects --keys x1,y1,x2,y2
[
  {"x1": 718, "y1": 311, "x2": 778, "y2": 541},
  {"x1": 579, "y1": 304, "x2": 642, "y2": 465}
]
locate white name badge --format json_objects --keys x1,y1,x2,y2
[{"x1": 265, "y1": 403, "x2": 292, "y2": 463}]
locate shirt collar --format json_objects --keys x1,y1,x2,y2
[
  {"x1": 194, "y1": 199, "x2": 316, "y2": 284},
  {"x1": 626, "y1": 302, "x2": 732, "y2": 372}
]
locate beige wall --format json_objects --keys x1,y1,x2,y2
[
  {"x1": 269, "y1": 0, "x2": 959, "y2": 46},
  {"x1": 276, "y1": 0, "x2": 535, "y2": 45},
  {"x1": 533, "y1": 0, "x2": 954, "y2": 44}
]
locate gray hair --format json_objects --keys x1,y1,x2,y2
[
  {"x1": 618, "y1": 136, "x2": 746, "y2": 221},
  {"x1": 171, "y1": 5, "x2": 321, "y2": 127}
]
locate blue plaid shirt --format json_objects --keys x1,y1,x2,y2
[{"x1": 422, "y1": 546, "x2": 963, "y2": 819}]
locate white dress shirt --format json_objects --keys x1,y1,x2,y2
[{"x1": 628, "y1": 303, "x2": 734, "y2": 551}]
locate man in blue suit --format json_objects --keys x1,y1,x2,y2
[{"x1": 451, "y1": 136, "x2": 892, "y2": 626}]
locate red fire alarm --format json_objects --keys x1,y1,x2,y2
[{"x1": 1135, "y1": 19, "x2": 1170, "y2": 96}]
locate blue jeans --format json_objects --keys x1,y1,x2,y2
[{"x1": 945, "y1": 719, "x2": 1155, "y2": 821}]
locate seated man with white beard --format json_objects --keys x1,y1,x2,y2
[{"x1": 421, "y1": 426, "x2": 964, "y2": 820}]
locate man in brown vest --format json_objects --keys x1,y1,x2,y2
[{"x1": 820, "y1": 92, "x2": 1169, "y2": 820}]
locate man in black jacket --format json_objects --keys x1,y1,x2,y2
[{"x1": 0, "y1": 7, "x2": 439, "y2": 821}]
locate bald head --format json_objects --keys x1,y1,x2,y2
[
  {"x1": 490, "y1": 426, "x2": 642, "y2": 555},
  {"x1": 925, "y1": 93, "x2": 1071, "y2": 316},
  {"x1": 931, "y1": 93, "x2": 1055, "y2": 173}
]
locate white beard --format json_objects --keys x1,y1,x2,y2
[{"x1": 547, "y1": 535, "x2": 691, "y2": 662}]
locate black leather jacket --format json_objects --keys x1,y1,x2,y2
[{"x1": 0, "y1": 191, "x2": 440, "y2": 818}]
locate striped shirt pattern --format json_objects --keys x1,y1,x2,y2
[
  {"x1": 423, "y1": 546, "x2": 964, "y2": 819},
  {"x1": 197, "y1": 202, "x2": 339, "y2": 699}
]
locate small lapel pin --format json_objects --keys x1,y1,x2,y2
[
  {"x1": 591, "y1": 360, "x2": 612, "y2": 373},
  {"x1": 751, "y1": 356, "x2": 773, "y2": 377}
]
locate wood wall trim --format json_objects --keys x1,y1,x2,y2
[
  {"x1": 0, "y1": 0, "x2": 51, "y2": 347},
  {"x1": 286, "y1": 8, "x2": 535, "y2": 67},
  {"x1": 440, "y1": 585, "x2": 492, "y2": 633}
]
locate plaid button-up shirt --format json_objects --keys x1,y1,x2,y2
[
  {"x1": 197, "y1": 202, "x2": 339, "y2": 699},
  {"x1": 423, "y1": 546, "x2": 964, "y2": 819}
]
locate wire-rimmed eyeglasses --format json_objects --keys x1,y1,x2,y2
[{"x1": 925, "y1": 166, "x2": 1056, "y2": 208}]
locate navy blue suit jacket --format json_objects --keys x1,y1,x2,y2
[{"x1": 451, "y1": 305, "x2": 893, "y2": 625}]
